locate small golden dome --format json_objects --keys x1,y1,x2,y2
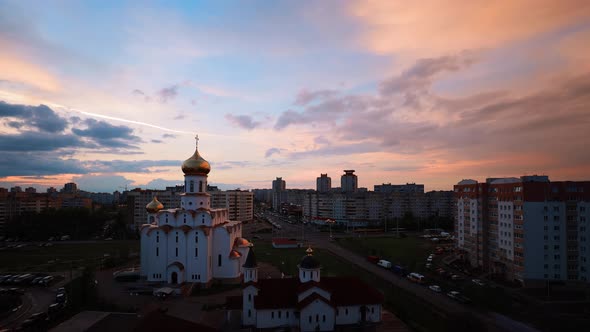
[
  {"x1": 146, "y1": 196, "x2": 164, "y2": 213},
  {"x1": 181, "y1": 135, "x2": 211, "y2": 175},
  {"x1": 234, "y1": 237, "x2": 251, "y2": 247},
  {"x1": 229, "y1": 250, "x2": 242, "y2": 259}
]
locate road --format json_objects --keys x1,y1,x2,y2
[{"x1": 259, "y1": 212, "x2": 540, "y2": 332}]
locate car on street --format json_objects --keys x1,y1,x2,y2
[
  {"x1": 451, "y1": 274, "x2": 464, "y2": 281},
  {"x1": 447, "y1": 290, "x2": 471, "y2": 304},
  {"x1": 429, "y1": 285, "x2": 442, "y2": 293},
  {"x1": 472, "y1": 278, "x2": 485, "y2": 286}
]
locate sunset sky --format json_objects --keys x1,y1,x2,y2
[{"x1": 1, "y1": 0, "x2": 589, "y2": 193}]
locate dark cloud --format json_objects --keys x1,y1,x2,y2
[
  {"x1": 157, "y1": 85, "x2": 179, "y2": 103},
  {"x1": 174, "y1": 113, "x2": 186, "y2": 120},
  {"x1": 72, "y1": 118, "x2": 141, "y2": 149},
  {"x1": 274, "y1": 109, "x2": 307, "y2": 130},
  {"x1": 162, "y1": 133, "x2": 176, "y2": 139},
  {"x1": 265, "y1": 148, "x2": 281, "y2": 158},
  {"x1": 142, "y1": 178, "x2": 183, "y2": 190},
  {"x1": 0, "y1": 152, "x2": 87, "y2": 176},
  {"x1": 151, "y1": 139, "x2": 163, "y2": 143},
  {"x1": 0, "y1": 101, "x2": 68, "y2": 132},
  {"x1": 225, "y1": 114, "x2": 260, "y2": 130},
  {"x1": 132, "y1": 89, "x2": 151, "y2": 102},
  {"x1": 288, "y1": 142, "x2": 382, "y2": 159},
  {"x1": 0, "y1": 132, "x2": 89, "y2": 151},
  {"x1": 379, "y1": 51, "x2": 478, "y2": 96},
  {"x1": 294, "y1": 89, "x2": 338, "y2": 106},
  {"x1": 84, "y1": 160, "x2": 181, "y2": 173}
]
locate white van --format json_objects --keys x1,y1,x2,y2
[
  {"x1": 377, "y1": 260, "x2": 392, "y2": 269},
  {"x1": 407, "y1": 272, "x2": 425, "y2": 284}
]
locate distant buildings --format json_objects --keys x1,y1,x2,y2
[
  {"x1": 316, "y1": 174, "x2": 331, "y2": 192},
  {"x1": 374, "y1": 183, "x2": 424, "y2": 194},
  {"x1": 341, "y1": 170, "x2": 358, "y2": 193},
  {"x1": 454, "y1": 175, "x2": 590, "y2": 283},
  {"x1": 0, "y1": 186, "x2": 93, "y2": 235},
  {"x1": 128, "y1": 186, "x2": 253, "y2": 230}
]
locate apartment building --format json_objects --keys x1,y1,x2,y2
[
  {"x1": 454, "y1": 176, "x2": 590, "y2": 283},
  {"x1": 128, "y1": 186, "x2": 254, "y2": 229}
]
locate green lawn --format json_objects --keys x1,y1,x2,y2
[
  {"x1": 251, "y1": 241, "x2": 353, "y2": 277},
  {"x1": 337, "y1": 236, "x2": 433, "y2": 272},
  {"x1": 0, "y1": 241, "x2": 139, "y2": 272}
]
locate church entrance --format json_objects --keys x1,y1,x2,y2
[
  {"x1": 360, "y1": 306, "x2": 367, "y2": 322},
  {"x1": 171, "y1": 272, "x2": 178, "y2": 284}
]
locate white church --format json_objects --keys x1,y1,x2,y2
[
  {"x1": 139, "y1": 136, "x2": 250, "y2": 285},
  {"x1": 236, "y1": 246, "x2": 384, "y2": 331}
]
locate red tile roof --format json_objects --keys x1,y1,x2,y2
[
  {"x1": 296, "y1": 292, "x2": 335, "y2": 310},
  {"x1": 252, "y1": 276, "x2": 383, "y2": 309}
]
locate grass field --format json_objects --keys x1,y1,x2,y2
[
  {"x1": 251, "y1": 241, "x2": 354, "y2": 277},
  {"x1": 0, "y1": 241, "x2": 139, "y2": 272},
  {"x1": 337, "y1": 236, "x2": 434, "y2": 272}
]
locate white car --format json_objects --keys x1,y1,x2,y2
[
  {"x1": 472, "y1": 279, "x2": 485, "y2": 286},
  {"x1": 429, "y1": 285, "x2": 442, "y2": 293},
  {"x1": 427, "y1": 257, "x2": 433, "y2": 262}
]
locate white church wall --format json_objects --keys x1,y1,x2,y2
[
  {"x1": 256, "y1": 309, "x2": 297, "y2": 329},
  {"x1": 335, "y1": 305, "x2": 360, "y2": 325},
  {"x1": 300, "y1": 300, "x2": 335, "y2": 332}
]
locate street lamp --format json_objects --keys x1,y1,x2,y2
[{"x1": 326, "y1": 219, "x2": 335, "y2": 239}]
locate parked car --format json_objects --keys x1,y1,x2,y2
[
  {"x1": 451, "y1": 274, "x2": 464, "y2": 281},
  {"x1": 56, "y1": 293, "x2": 66, "y2": 304},
  {"x1": 429, "y1": 285, "x2": 442, "y2": 293},
  {"x1": 447, "y1": 290, "x2": 471, "y2": 304},
  {"x1": 407, "y1": 272, "x2": 426, "y2": 284},
  {"x1": 425, "y1": 263, "x2": 432, "y2": 269},
  {"x1": 472, "y1": 279, "x2": 485, "y2": 286},
  {"x1": 392, "y1": 265, "x2": 407, "y2": 276},
  {"x1": 366, "y1": 255, "x2": 380, "y2": 264},
  {"x1": 31, "y1": 277, "x2": 44, "y2": 285}
]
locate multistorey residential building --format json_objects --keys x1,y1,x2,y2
[
  {"x1": 129, "y1": 187, "x2": 254, "y2": 229},
  {"x1": 454, "y1": 176, "x2": 590, "y2": 283},
  {"x1": 304, "y1": 189, "x2": 453, "y2": 227},
  {"x1": 341, "y1": 170, "x2": 358, "y2": 193},
  {"x1": 209, "y1": 189, "x2": 254, "y2": 223},
  {"x1": 374, "y1": 183, "x2": 425, "y2": 194},
  {"x1": 316, "y1": 174, "x2": 331, "y2": 192},
  {"x1": 0, "y1": 188, "x2": 91, "y2": 235}
]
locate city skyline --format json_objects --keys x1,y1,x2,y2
[{"x1": 1, "y1": 1, "x2": 590, "y2": 193}]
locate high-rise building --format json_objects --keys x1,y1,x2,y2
[
  {"x1": 209, "y1": 189, "x2": 254, "y2": 223},
  {"x1": 62, "y1": 182, "x2": 78, "y2": 193},
  {"x1": 316, "y1": 173, "x2": 331, "y2": 192},
  {"x1": 341, "y1": 170, "x2": 358, "y2": 193},
  {"x1": 272, "y1": 177, "x2": 286, "y2": 192},
  {"x1": 454, "y1": 176, "x2": 590, "y2": 283}
]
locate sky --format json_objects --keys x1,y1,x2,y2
[{"x1": 1, "y1": 0, "x2": 590, "y2": 193}]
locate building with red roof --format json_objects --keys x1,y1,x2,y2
[{"x1": 238, "y1": 246, "x2": 383, "y2": 331}]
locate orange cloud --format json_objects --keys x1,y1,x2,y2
[
  {"x1": 349, "y1": 0, "x2": 590, "y2": 56},
  {"x1": 0, "y1": 52, "x2": 60, "y2": 92}
]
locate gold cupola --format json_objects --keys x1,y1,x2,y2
[
  {"x1": 146, "y1": 196, "x2": 164, "y2": 213},
  {"x1": 181, "y1": 134, "x2": 211, "y2": 175}
]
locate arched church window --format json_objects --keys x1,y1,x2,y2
[
  {"x1": 218, "y1": 254, "x2": 222, "y2": 267},
  {"x1": 190, "y1": 180, "x2": 194, "y2": 192}
]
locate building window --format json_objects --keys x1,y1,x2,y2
[
  {"x1": 248, "y1": 294, "x2": 251, "y2": 302},
  {"x1": 199, "y1": 181, "x2": 203, "y2": 192},
  {"x1": 271, "y1": 312, "x2": 274, "y2": 319},
  {"x1": 218, "y1": 254, "x2": 222, "y2": 267},
  {"x1": 156, "y1": 247, "x2": 159, "y2": 256},
  {"x1": 248, "y1": 310, "x2": 251, "y2": 318},
  {"x1": 345, "y1": 308, "x2": 348, "y2": 315},
  {"x1": 287, "y1": 311, "x2": 289, "y2": 318},
  {"x1": 309, "y1": 316, "x2": 311, "y2": 323},
  {"x1": 316, "y1": 314, "x2": 319, "y2": 322},
  {"x1": 195, "y1": 247, "x2": 198, "y2": 257},
  {"x1": 156, "y1": 235, "x2": 159, "y2": 243},
  {"x1": 176, "y1": 234, "x2": 179, "y2": 243},
  {"x1": 190, "y1": 180, "x2": 194, "y2": 192},
  {"x1": 322, "y1": 315, "x2": 325, "y2": 322},
  {"x1": 175, "y1": 248, "x2": 178, "y2": 257},
  {"x1": 279, "y1": 311, "x2": 282, "y2": 319}
]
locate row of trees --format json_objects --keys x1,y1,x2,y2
[{"x1": 4, "y1": 207, "x2": 134, "y2": 241}]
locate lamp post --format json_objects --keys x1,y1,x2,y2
[{"x1": 326, "y1": 219, "x2": 335, "y2": 239}]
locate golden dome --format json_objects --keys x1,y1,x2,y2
[
  {"x1": 181, "y1": 135, "x2": 211, "y2": 175},
  {"x1": 146, "y1": 196, "x2": 164, "y2": 213},
  {"x1": 234, "y1": 237, "x2": 251, "y2": 247},
  {"x1": 229, "y1": 250, "x2": 242, "y2": 259}
]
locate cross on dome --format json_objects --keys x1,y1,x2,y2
[{"x1": 195, "y1": 134, "x2": 199, "y2": 148}]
